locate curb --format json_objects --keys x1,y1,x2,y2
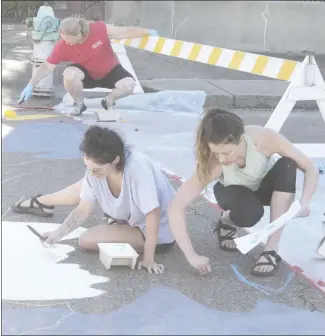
[{"x1": 142, "y1": 86, "x2": 319, "y2": 110}]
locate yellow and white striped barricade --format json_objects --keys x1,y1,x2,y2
[{"x1": 112, "y1": 36, "x2": 325, "y2": 158}]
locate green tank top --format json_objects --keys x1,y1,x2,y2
[{"x1": 219, "y1": 134, "x2": 277, "y2": 191}]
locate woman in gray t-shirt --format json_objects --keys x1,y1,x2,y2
[{"x1": 12, "y1": 126, "x2": 175, "y2": 274}]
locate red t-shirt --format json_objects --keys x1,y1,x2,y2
[{"x1": 47, "y1": 21, "x2": 119, "y2": 79}]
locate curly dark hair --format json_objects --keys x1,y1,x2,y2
[{"x1": 79, "y1": 126, "x2": 128, "y2": 171}]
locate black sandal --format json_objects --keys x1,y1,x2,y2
[
  {"x1": 103, "y1": 213, "x2": 118, "y2": 225},
  {"x1": 252, "y1": 250, "x2": 282, "y2": 277},
  {"x1": 11, "y1": 194, "x2": 54, "y2": 218},
  {"x1": 213, "y1": 213, "x2": 238, "y2": 252},
  {"x1": 101, "y1": 99, "x2": 116, "y2": 110}
]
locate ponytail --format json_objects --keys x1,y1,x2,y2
[{"x1": 59, "y1": 17, "x2": 90, "y2": 37}]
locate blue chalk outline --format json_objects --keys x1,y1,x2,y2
[{"x1": 231, "y1": 264, "x2": 295, "y2": 295}]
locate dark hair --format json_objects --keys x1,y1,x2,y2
[
  {"x1": 79, "y1": 126, "x2": 126, "y2": 171},
  {"x1": 195, "y1": 108, "x2": 244, "y2": 183}
]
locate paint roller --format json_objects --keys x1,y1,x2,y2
[
  {"x1": 3, "y1": 104, "x2": 55, "y2": 118},
  {"x1": 234, "y1": 200, "x2": 301, "y2": 254}
]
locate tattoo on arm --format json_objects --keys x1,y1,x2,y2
[{"x1": 57, "y1": 209, "x2": 88, "y2": 238}]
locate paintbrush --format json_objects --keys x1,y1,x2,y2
[{"x1": 26, "y1": 225, "x2": 55, "y2": 248}]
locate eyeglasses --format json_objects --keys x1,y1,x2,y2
[{"x1": 85, "y1": 167, "x2": 106, "y2": 176}]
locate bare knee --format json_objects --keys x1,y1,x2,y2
[
  {"x1": 115, "y1": 77, "x2": 135, "y2": 95},
  {"x1": 78, "y1": 231, "x2": 98, "y2": 251},
  {"x1": 63, "y1": 67, "x2": 85, "y2": 86}
]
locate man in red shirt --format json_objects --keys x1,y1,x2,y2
[{"x1": 19, "y1": 17, "x2": 158, "y2": 116}]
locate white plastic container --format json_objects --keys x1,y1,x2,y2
[
  {"x1": 32, "y1": 61, "x2": 54, "y2": 96},
  {"x1": 98, "y1": 243, "x2": 139, "y2": 270},
  {"x1": 96, "y1": 109, "x2": 121, "y2": 122}
]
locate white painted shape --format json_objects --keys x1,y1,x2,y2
[
  {"x1": 279, "y1": 220, "x2": 325, "y2": 286},
  {"x1": 238, "y1": 53, "x2": 259, "y2": 73},
  {"x1": 294, "y1": 144, "x2": 325, "y2": 158},
  {"x1": 216, "y1": 49, "x2": 236, "y2": 68},
  {"x1": 243, "y1": 166, "x2": 325, "y2": 288},
  {"x1": 2, "y1": 222, "x2": 109, "y2": 301},
  {"x1": 2, "y1": 124, "x2": 14, "y2": 139},
  {"x1": 196, "y1": 45, "x2": 214, "y2": 64},
  {"x1": 263, "y1": 57, "x2": 285, "y2": 80},
  {"x1": 178, "y1": 42, "x2": 193, "y2": 59},
  {"x1": 278, "y1": 165, "x2": 325, "y2": 285}
]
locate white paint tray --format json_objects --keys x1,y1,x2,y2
[{"x1": 98, "y1": 243, "x2": 139, "y2": 270}]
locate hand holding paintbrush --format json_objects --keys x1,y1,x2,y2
[{"x1": 26, "y1": 225, "x2": 57, "y2": 247}]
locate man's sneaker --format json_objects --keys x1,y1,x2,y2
[
  {"x1": 70, "y1": 101, "x2": 87, "y2": 116},
  {"x1": 101, "y1": 98, "x2": 116, "y2": 110}
]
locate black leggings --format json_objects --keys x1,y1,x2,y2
[{"x1": 213, "y1": 157, "x2": 297, "y2": 228}]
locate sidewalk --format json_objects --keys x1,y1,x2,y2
[{"x1": 3, "y1": 24, "x2": 324, "y2": 110}]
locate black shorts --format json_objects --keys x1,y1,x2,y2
[
  {"x1": 138, "y1": 230, "x2": 176, "y2": 254},
  {"x1": 213, "y1": 157, "x2": 297, "y2": 228},
  {"x1": 66, "y1": 63, "x2": 134, "y2": 89},
  {"x1": 104, "y1": 214, "x2": 175, "y2": 254}
]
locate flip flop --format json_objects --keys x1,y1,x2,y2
[
  {"x1": 251, "y1": 250, "x2": 282, "y2": 277},
  {"x1": 11, "y1": 194, "x2": 54, "y2": 218}
]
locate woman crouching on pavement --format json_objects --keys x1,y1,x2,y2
[
  {"x1": 168, "y1": 109, "x2": 319, "y2": 277},
  {"x1": 13, "y1": 126, "x2": 175, "y2": 274}
]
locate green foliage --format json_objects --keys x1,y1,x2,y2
[{"x1": 2, "y1": 1, "x2": 44, "y2": 19}]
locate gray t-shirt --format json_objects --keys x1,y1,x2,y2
[{"x1": 80, "y1": 150, "x2": 175, "y2": 244}]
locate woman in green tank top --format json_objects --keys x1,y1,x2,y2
[{"x1": 169, "y1": 109, "x2": 319, "y2": 277}]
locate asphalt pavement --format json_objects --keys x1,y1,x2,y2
[{"x1": 2, "y1": 23, "x2": 325, "y2": 335}]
